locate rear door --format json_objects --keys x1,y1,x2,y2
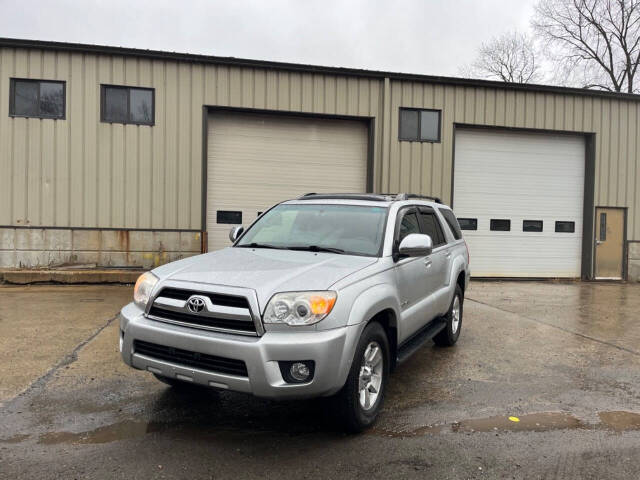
[{"x1": 418, "y1": 207, "x2": 450, "y2": 316}]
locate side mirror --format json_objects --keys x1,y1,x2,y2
[
  {"x1": 229, "y1": 226, "x2": 244, "y2": 243},
  {"x1": 398, "y1": 233, "x2": 433, "y2": 257}
]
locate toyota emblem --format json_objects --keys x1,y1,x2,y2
[{"x1": 186, "y1": 296, "x2": 206, "y2": 314}]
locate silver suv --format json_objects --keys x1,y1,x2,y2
[{"x1": 120, "y1": 193, "x2": 470, "y2": 431}]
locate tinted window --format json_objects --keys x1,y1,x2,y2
[
  {"x1": 399, "y1": 108, "x2": 441, "y2": 142},
  {"x1": 420, "y1": 211, "x2": 446, "y2": 246},
  {"x1": 439, "y1": 208, "x2": 462, "y2": 240},
  {"x1": 10, "y1": 79, "x2": 65, "y2": 118},
  {"x1": 398, "y1": 211, "x2": 421, "y2": 243},
  {"x1": 130, "y1": 88, "x2": 153, "y2": 123},
  {"x1": 103, "y1": 87, "x2": 128, "y2": 122},
  {"x1": 523, "y1": 220, "x2": 543, "y2": 232},
  {"x1": 490, "y1": 219, "x2": 511, "y2": 231},
  {"x1": 399, "y1": 109, "x2": 419, "y2": 140},
  {"x1": 39, "y1": 82, "x2": 64, "y2": 116},
  {"x1": 458, "y1": 218, "x2": 477, "y2": 230},
  {"x1": 419, "y1": 110, "x2": 440, "y2": 141},
  {"x1": 236, "y1": 204, "x2": 388, "y2": 256},
  {"x1": 102, "y1": 85, "x2": 154, "y2": 125},
  {"x1": 555, "y1": 221, "x2": 575, "y2": 233}
]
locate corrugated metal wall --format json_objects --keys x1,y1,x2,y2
[
  {"x1": 0, "y1": 47, "x2": 382, "y2": 231},
  {"x1": 382, "y1": 81, "x2": 640, "y2": 240},
  {"x1": 0, "y1": 46, "x2": 639, "y2": 241}
]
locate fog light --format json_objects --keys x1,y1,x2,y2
[
  {"x1": 279, "y1": 360, "x2": 315, "y2": 384},
  {"x1": 290, "y1": 362, "x2": 310, "y2": 381}
]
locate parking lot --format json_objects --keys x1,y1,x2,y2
[{"x1": 2, "y1": 281, "x2": 640, "y2": 479}]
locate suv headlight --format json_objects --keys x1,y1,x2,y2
[
  {"x1": 263, "y1": 291, "x2": 337, "y2": 326},
  {"x1": 133, "y1": 272, "x2": 159, "y2": 308}
]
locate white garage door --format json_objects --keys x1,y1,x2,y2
[
  {"x1": 453, "y1": 129, "x2": 585, "y2": 277},
  {"x1": 207, "y1": 111, "x2": 368, "y2": 251}
]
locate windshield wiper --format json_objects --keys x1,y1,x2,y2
[
  {"x1": 236, "y1": 242, "x2": 285, "y2": 250},
  {"x1": 286, "y1": 245, "x2": 345, "y2": 254}
]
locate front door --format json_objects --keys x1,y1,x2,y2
[{"x1": 595, "y1": 207, "x2": 625, "y2": 280}]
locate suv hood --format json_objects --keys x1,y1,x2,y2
[{"x1": 153, "y1": 247, "x2": 377, "y2": 309}]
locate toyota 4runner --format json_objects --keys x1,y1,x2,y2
[{"x1": 120, "y1": 193, "x2": 470, "y2": 431}]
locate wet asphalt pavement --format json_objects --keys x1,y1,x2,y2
[{"x1": 1, "y1": 281, "x2": 640, "y2": 479}]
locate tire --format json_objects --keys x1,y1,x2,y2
[
  {"x1": 335, "y1": 321, "x2": 390, "y2": 433},
  {"x1": 433, "y1": 285, "x2": 463, "y2": 347}
]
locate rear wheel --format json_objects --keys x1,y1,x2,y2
[
  {"x1": 433, "y1": 285, "x2": 463, "y2": 347},
  {"x1": 335, "y1": 322, "x2": 389, "y2": 433}
]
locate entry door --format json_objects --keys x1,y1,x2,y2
[{"x1": 595, "y1": 207, "x2": 625, "y2": 279}]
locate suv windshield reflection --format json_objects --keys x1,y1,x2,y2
[{"x1": 235, "y1": 204, "x2": 388, "y2": 257}]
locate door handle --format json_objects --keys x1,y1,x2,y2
[{"x1": 424, "y1": 260, "x2": 433, "y2": 268}]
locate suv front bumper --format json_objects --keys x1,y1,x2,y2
[{"x1": 119, "y1": 302, "x2": 361, "y2": 399}]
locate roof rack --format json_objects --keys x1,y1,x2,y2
[
  {"x1": 393, "y1": 193, "x2": 442, "y2": 204},
  {"x1": 297, "y1": 193, "x2": 393, "y2": 201},
  {"x1": 297, "y1": 192, "x2": 443, "y2": 203}
]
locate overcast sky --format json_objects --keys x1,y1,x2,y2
[{"x1": 0, "y1": 0, "x2": 537, "y2": 77}]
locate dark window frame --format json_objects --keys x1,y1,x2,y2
[
  {"x1": 523, "y1": 220, "x2": 543, "y2": 232},
  {"x1": 458, "y1": 218, "x2": 478, "y2": 230},
  {"x1": 398, "y1": 107, "x2": 441, "y2": 143},
  {"x1": 100, "y1": 84, "x2": 155, "y2": 126},
  {"x1": 9, "y1": 78, "x2": 66, "y2": 119},
  {"x1": 555, "y1": 221, "x2": 576, "y2": 233},
  {"x1": 490, "y1": 219, "x2": 511, "y2": 231}
]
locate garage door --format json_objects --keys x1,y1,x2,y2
[
  {"x1": 453, "y1": 129, "x2": 585, "y2": 277},
  {"x1": 207, "y1": 111, "x2": 368, "y2": 251}
]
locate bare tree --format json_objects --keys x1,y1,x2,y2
[
  {"x1": 462, "y1": 31, "x2": 541, "y2": 83},
  {"x1": 533, "y1": 0, "x2": 640, "y2": 93}
]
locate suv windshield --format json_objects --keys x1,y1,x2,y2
[{"x1": 236, "y1": 203, "x2": 388, "y2": 257}]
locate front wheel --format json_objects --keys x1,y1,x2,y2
[
  {"x1": 335, "y1": 321, "x2": 390, "y2": 433},
  {"x1": 433, "y1": 285, "x2": 463, "y2": 347}
]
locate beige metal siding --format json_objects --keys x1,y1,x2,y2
[
  {"x1": 0, "y1": 47, "x2": 381, "y2": 231},
  {"x1": 381, "y1": 81, "x2": 640, "y2": 241},
  {"x1": 0, "y1": 45, "x2": 639, "y2": 244}
]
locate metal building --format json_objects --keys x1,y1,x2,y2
[{"x1": 0, "y1": 38, "x2": 638, "y2": 280}]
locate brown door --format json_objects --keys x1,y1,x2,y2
[{"x1": 594, "y1": 207, "x2": 625, "y2": 279}]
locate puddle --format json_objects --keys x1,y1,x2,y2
[
  {"x1": 598, "y1": 411, "x2": 640, "y2": 432},
  {"x1": 38, "y1": 420, "x2": 166, "y2": 445},
  {"x1": 28, "y1": 410, "x2": 640, "y2": 445},
  {"x1": 452, "y1": 412, "x2": 584, "y2": 433}
]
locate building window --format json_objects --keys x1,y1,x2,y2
[
  {"x1": 399, "y1": 108, "x2": 441, "y2": 142},
  {"x1": 555, "y1": 221, "x2": 575, "y2": 233},
  {"x1": 101, "y1": 85, "x2": 154, "y2": 125},
  {"x1": 490, "y1": 219, "x2": 511, "y2": 231},
  {"x1": 458, "y1": 218, "x2": 477, "y2": 230},
  {"x1": 523, "y1": 220, "x2": 543, "y2": 232},
  {"x1": 9, "y1": 78, "x2": 65, "y2": 119}
]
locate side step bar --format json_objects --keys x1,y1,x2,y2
[{"x1": 396, "y1": 319, "x2": 447, "y2": 364}]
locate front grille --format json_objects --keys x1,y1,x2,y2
[
  {"x1": 157, "y1": 287, "x2": 249, "y2": 309},
  {"x1": 134, "y1": 340, "x2": 248, "y2": 377},
  {"x1": 148, "y1": 305, "x2": 256, "y2": 333}
]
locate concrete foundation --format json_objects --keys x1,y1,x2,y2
[{"x1": 0, "y1": 228, "x2": 202, "y2": 269}]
